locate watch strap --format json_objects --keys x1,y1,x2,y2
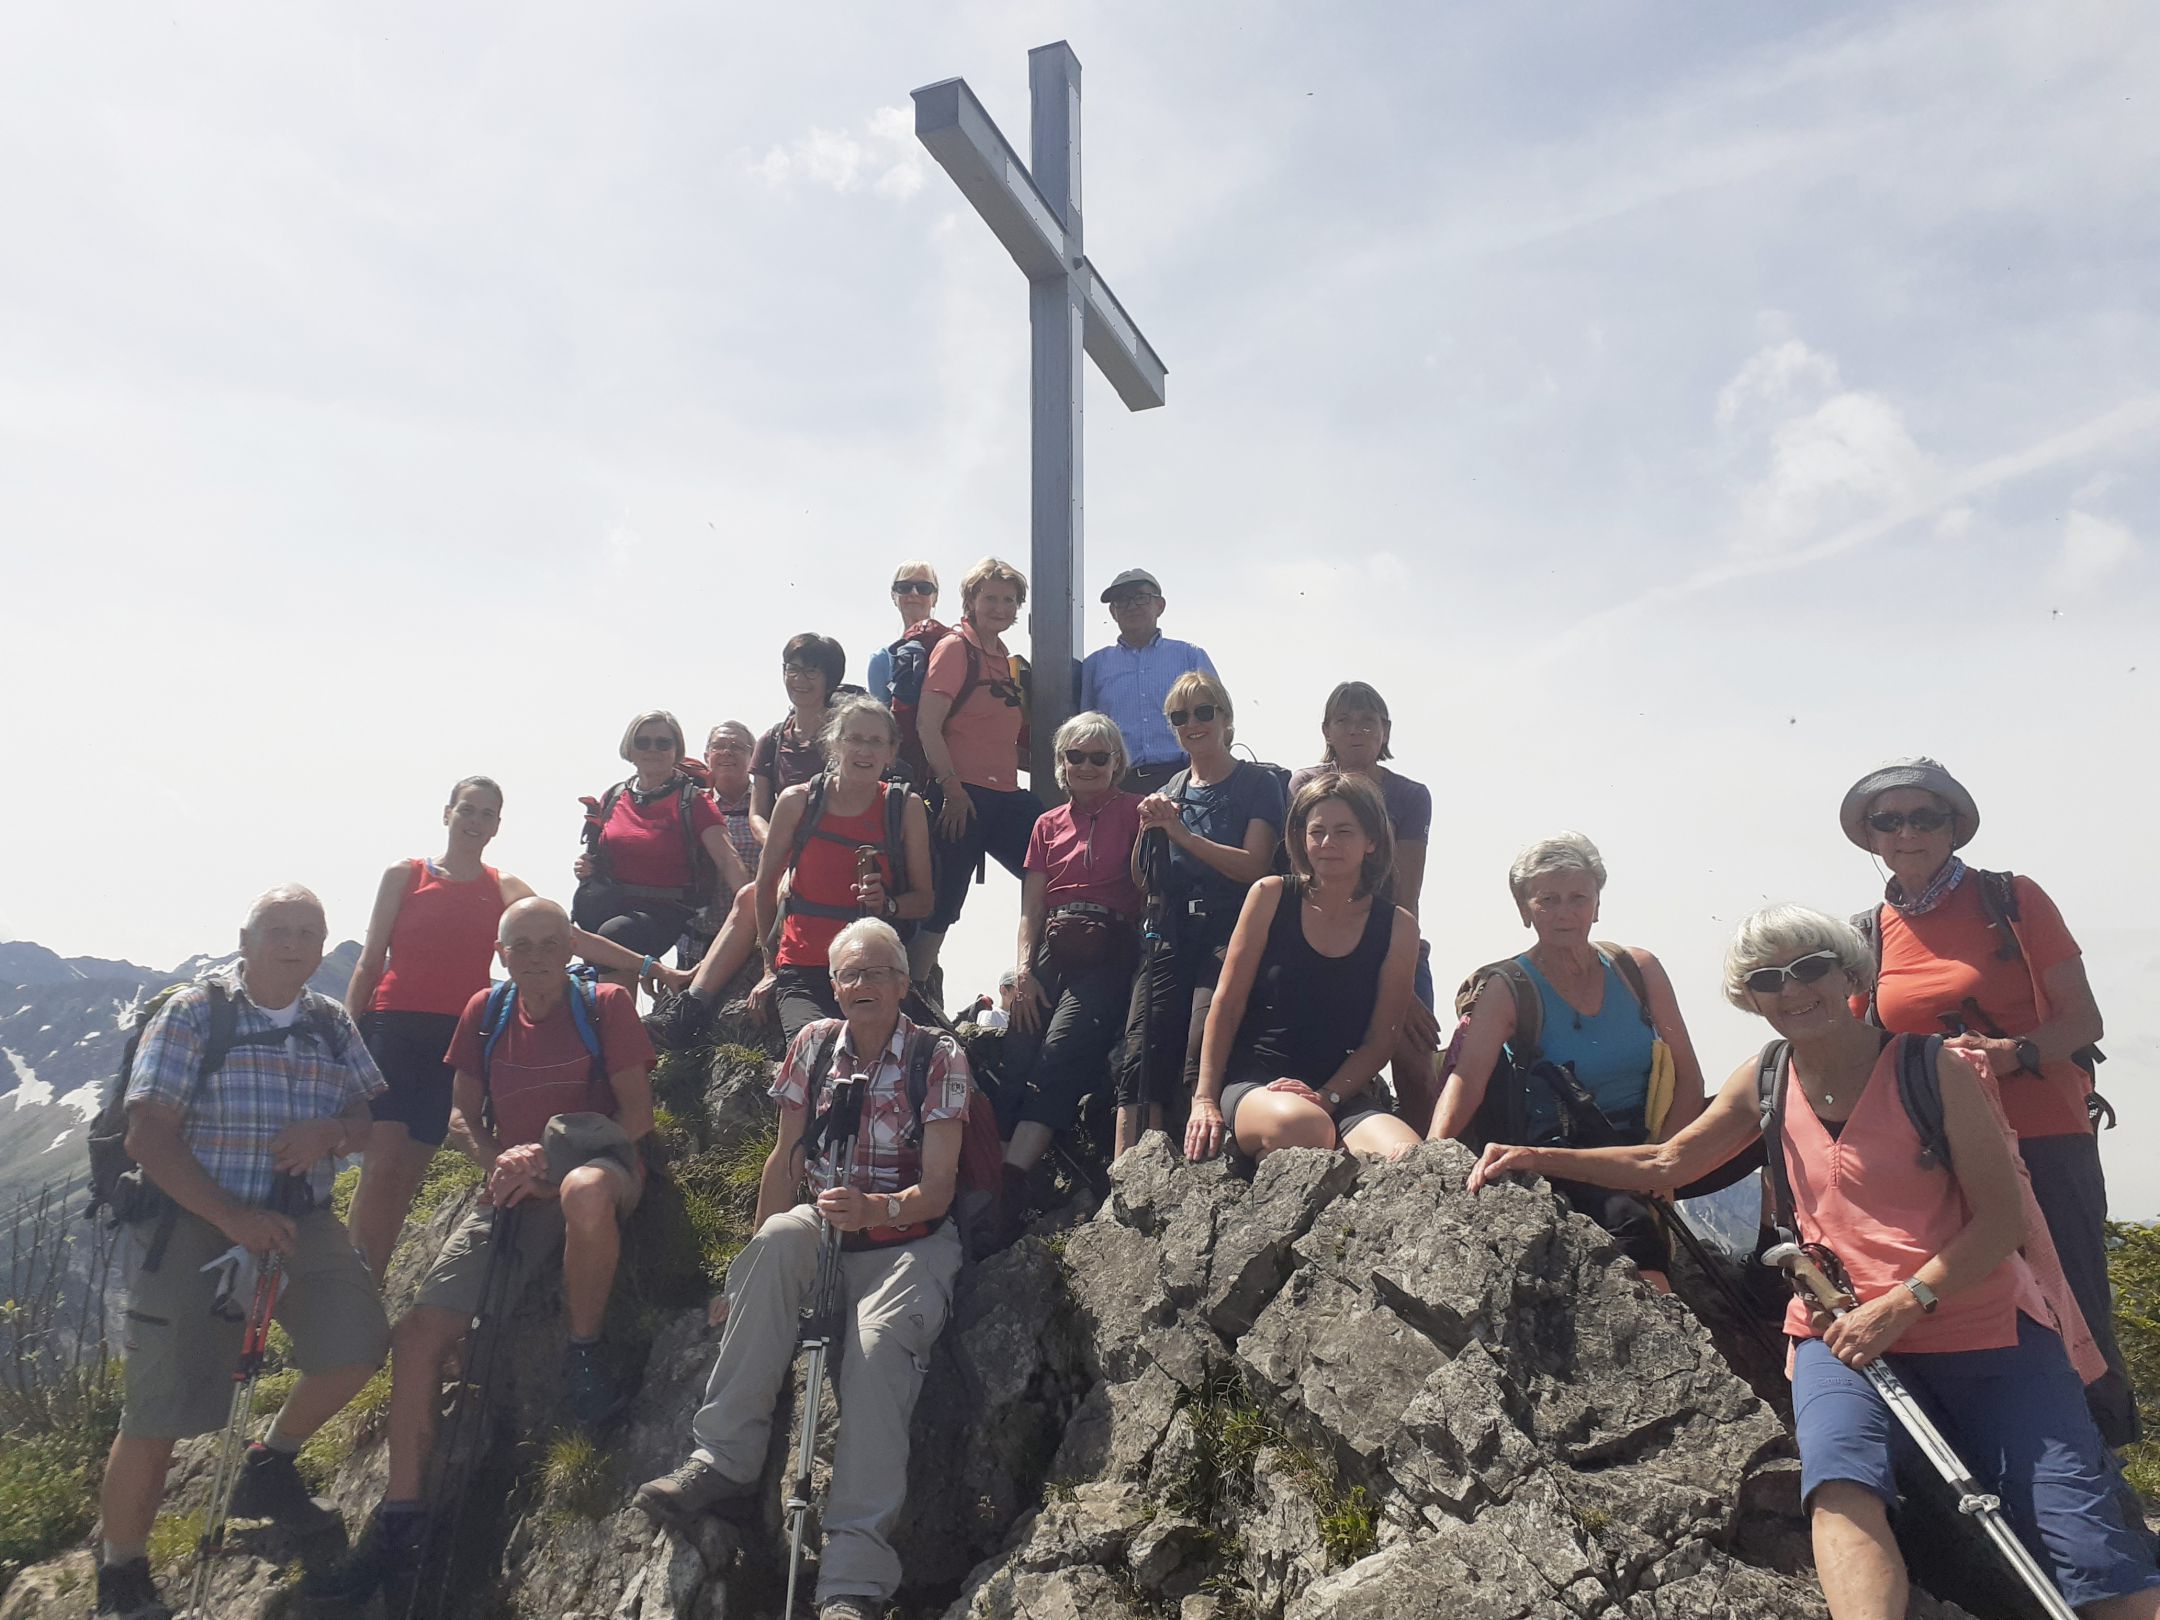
[{"x1": 1900, "y1": 1277, "x2": 1940, "y2": 1314}]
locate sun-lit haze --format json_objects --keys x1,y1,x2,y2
[{"x1": 3, "y1": 6, "x2": 2155, "y2": 1202}]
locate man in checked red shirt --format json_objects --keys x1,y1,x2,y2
[{"x1": 634, "y1": 917, "x2": 968, "y2": 1620}]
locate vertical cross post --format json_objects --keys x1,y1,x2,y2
[{"x1": 1028, "y1": 43, "x2": 1085, "y2": 785}]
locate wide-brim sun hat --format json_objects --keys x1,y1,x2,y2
[{"x1": 1839, "y1": 756, "x2": 1980, "y2": 850}]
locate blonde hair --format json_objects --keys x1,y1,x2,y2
[
  {"x1": 960, "y1": 556, "x2": 1028, "y2": 612},
  {"x1": 1162, "y1": 670, "x2": 1234, "y2": 743},
  {"x1": 892, "y1": 560, "x2": 940, "y2": 590},
  {"x1": 618, "y1": 710, "x2": 686, "y2": 765}
]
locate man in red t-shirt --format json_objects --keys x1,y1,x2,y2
[{"x1": 317, "y1": 897, "x2": 655, "y2": 1602}]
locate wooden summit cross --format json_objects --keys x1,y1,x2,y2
[{"x1": 913, "y1": 41, "x2": 1168, "y2": 791}]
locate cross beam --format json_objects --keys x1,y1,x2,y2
[{"x1": 913, "y1": 42, "x2": 1166, "y2": 794}]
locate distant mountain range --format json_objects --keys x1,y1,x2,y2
[{"x1": 0, "y1": 939, "x2": 361, "y2": 1211}]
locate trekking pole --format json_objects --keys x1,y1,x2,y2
[
  {"x1": 1761, "y1": 1241, "x2": 2080, "y2": 1620},
  {"x1": 404, "y1": 1199, "x2": 525, "y2": 1620},
  {"x1": 784, "y1": 1075, "x2": 865, "y2": 1619},
  {"x1": 189, "y1": 1173, "x2": 302, "y2": 1617}
]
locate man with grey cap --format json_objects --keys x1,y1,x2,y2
[
  {"x1": 1840, "y1": 755, "x2": 2136, "y2": 1444},
  {"x1": 1081, "y1": 567, "x2": 1218, "y2": 796}
]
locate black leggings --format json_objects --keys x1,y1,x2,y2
[
  {"x1": 572, "y1": 879, "x2": 692, "y2": 960},
  {"x1": 1001, "y1": 952, "x2": 1134, "y2": 1132},
  {"x1": 1115, "y1": 927, "x2": 1225, "y2": 1113},
  {"x1": 929, "y1": 784, "x2": 1042, "y2": 931},
  {"x1": 773, "y1": 964, "x2": 841, "y2": 1048}
]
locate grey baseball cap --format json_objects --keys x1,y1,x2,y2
[
  {"x1": 1839, "y1": 757, "x2": 1980, "y2": 850},
  {"x1": 1100, "y1": 568, "x2": 1162, "y2": 601}
]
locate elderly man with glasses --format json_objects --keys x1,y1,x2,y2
[
  {"x1": 634, "y1": 917, "x2": 968, "y2": 1620},
  {"x1": 1080, "y1": 567, "x2": 1219, "y2": 796}
]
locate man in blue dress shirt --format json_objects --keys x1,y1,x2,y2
[{"x1": 1079, "y1": 568, "x2": 1218, "y2": 795}]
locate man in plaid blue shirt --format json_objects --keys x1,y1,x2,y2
[{"x1": 96, "y1": 886, "x2": 389, "y2": 1620}]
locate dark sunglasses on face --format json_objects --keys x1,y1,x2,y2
[
  {"x1": 1867, "y1": 807, "x2": 1953, "y2": 835},
  {"x1": 1167, "y1": 704, "x2": 1218, "y2": 727},
  {"x1": 632, "y1": 734, "x2": 677, "y2": 751},
  {"x1": 1742, "y1": 950, "x2": 1842, "y2": 996},
  {"x1": 891, "y1": 580, "x2": 937, "y2": 596},
  {"x1": 1063, "y1": 750, "x2": 1113, "y2": 767}
]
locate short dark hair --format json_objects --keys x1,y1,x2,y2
[
  {"x1": 782, "y1": 633, "x2": 846, "y2": 701},
  {"x1": 446, "y1": 775, "x2": 503, "y2": 808},
  {"x1": 1284, "y1": 771, "x2": 1394, "y2": 899}
]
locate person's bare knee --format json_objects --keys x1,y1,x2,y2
[
  {"x1": 1343, "y1": 1115, "x2": 1420, "y2": 1160},
  {"x1": 560, "y1": 1167, "x2": 624, "y2": 1235}
]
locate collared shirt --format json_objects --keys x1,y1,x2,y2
[
  {"x1": 771, "y1": 1014, "x2": 971, "y2": 1196},
  {"x1": 1080, "y1": 633, "x2": 1218, "y2": 768},
  {"x1": 1886, "y1": 856, "x2": 1967, "y2": 917},
  {"x1": 708, "y1": 786, "x2": 763, "y2": 873},
  {"x1": 125, "y1": 970, "x2": 384, "y2": 1207}
]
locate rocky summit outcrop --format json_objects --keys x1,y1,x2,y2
[{"x1": 2, "y1": 1023, "x2": 1998, "y2": 1620}]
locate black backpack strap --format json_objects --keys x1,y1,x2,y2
[
  {"x1": 1974, "y1": 869, "x2": 2023, "y2": 963},
  {"x1": 677, "y1": 780, "x2": 707, "y2": 890},
  {"x1": 883, "y1": 782, "x2": 910, "y2": 898},
  {"x1": 1595, "y1": 942, "x2": 1655, "y2": 1029},
  {"x1": 1895, "y1": 1032, "x2": 1952, "y2": 1171},
  {"x1": 797, "y1": 1024, "x2": 847, "y2": 1166},
  {"x1": 1849, "y1": 905, "x2": 1885, "y2": 1027},
  {"x1": 900, "y1": 1024, "x2": 939, "y2": 1150},
  {"x1": 1755, "y1": 1039, "x2": 1797, "y2": 1240}
]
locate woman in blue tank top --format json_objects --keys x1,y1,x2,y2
[{"x1": 1428, "y1": 832, "x2": 1707, "y2": 1288}]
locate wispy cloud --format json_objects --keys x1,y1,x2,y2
[
  {"x1": 747, "y1": 105, "x2": 925, "y2": 200},
  {"x1": 2053, "y1": 509, "x2": 2139, "y2": 593}
]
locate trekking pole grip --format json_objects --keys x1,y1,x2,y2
[{"x1": 1761, "y1": 1241, "x2": 1852, "y2": 1312}]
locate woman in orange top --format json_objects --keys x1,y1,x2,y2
[
  {"x1": 1838, "y1": 755, "x2": 2132, "y2": 1446},
  {"x1": 1467, "y1": 905, "x2": 2154, "y2": 1620}
]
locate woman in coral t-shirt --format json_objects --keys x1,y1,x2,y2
[
  {"x1": 1466, "y1": 905, "x2": 2156, "y2": 1620},
  {"x1": 1837, "y1": 755, "x2": 2132, "y2": 1446},
  {"x1": 344, "y1": 776, "x2": 657, "y2": 1280}
]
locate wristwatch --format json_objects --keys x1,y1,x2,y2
[
  {"x1": 885, "y1": 1193, "x2": 904, "y2": 1222},
  {"x1": 1900, "y1": 1277, "x2": 1940, "y2": 1314},
  {"x1": 2013, "y1": 1038, "x2": 2042, "y2": 1075}
]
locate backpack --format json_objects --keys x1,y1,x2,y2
[
  {"x1": 887, "y1": 618, "x2": 952, "y2": 784},
  {"x1": 780, "y1": 778, "x2": 911, "y2": 927},
  {"x1": 86, "y1": 980, "x2": 342, "y2": 1230},
  {"x1": 592, "y1": 777, "x2": 716, "y2": 906},
  {"x1": 1755, "y1": 1032, "x2": 1949, "y2": 1245},
  {"x1": 902, "y1": 627, "x2": 1031, "y2": 786},
  {"x1": 1444, "y1": 945, "x2": 1656, "y2": 1151},
  {"x1": 475, "y1": 974, "x2": 603, "y2": 1119},
  {"x1": 797, "y1": 1020, "x2": 1005, "y2": 1256},
  {"x1": 1852, "y1": 870, "x2": 2110, "y2": 1108}
]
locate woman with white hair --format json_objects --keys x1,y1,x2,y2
[
  {"x1": 1000, "y1": 713, "x2": 1144, "y2": 1195},
  {"x1": 1428, "y1": 831, "x2": 1705, "y2": 1288},
  {"x1": 1839, "y1": 755, "x2": 2132, "y2": 1445},
  {"x1": 1466, "y1": 905, "x2": 2156, "y2": 1620},
  {"x1": 574, "y1": 709, "x2": 753, "y2": 978}
]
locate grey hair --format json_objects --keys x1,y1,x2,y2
[
  {"x1": 1052, "y1": 710, "x2": 1129, "y2": 792},
  {"x1": 828, "y1": 916, "x2": 909, "y2": 975},
  {"x1": 617, "y1": 709, "x2": 686, "y2": 765},
  {"x1": 1507, "y1": 832, "x2": 1607, "y2": 905},
  {"x1": 1722, "y1": 903, "x2": 1875, "y2": 1010},
  {"x1": 243, "y1": 884, "x2": 325, "y2": 936},
  {"x1": 818, "y1": 696, "x2": 900, "y2": 773}
]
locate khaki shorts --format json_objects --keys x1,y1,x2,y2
[
  {"x1": 120, "y1": 1207, "x2": 388, "y2": 1440},
  {"x1": 414, "y1": 1114, "x2": 641, "y2": 1319}
]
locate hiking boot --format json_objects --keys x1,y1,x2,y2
[
  {"x1": 632, "y1": 1458, "x2": 758, "y2": 1524},
  {"x1": 645, "y1": 989, "x2": 713, "y2": 1052},
  {"x1": 95, "y1": 1557, "x2": 171, "y2": 1620},
  {"x1": 818, "y1": 1597, "x2": 884, "y2": 1620},
  {"x1": 301, "y1": 1504, "x2": 427, "y2": 1604},
  {"x1": 227, "y1": 1442, "x2": 339, "y2": 1531},
  {"x1": 564, "y1": 1341, "x2": 628, "y2": 1428}
]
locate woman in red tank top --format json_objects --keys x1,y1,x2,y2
[
  {"x1": 1463, "y1": 904, "x2": 2157, "y2": 1620},
  {"x1": 344, "y1": 776, "x2": 660, "y2": 1281}
]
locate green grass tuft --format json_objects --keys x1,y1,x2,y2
[
  {"x1": 296, "y1": 1365, "x2": 392, "y2": 1487},
  {"x1": 330, "y1": 1164, "x2": 362, "y2": 1224},
  {"x1": 0, "y1": 1431, "x2": 103, "y2": 1586},
  {"x1": 410, "y1": 1149, "x2": 486, "y2": 1223},
  {"x1": 146, "y1": 1508, "x2": 204, "y2": 1577},
  {"x1": 538, "y1": 1430, "x2": 616, "y2": 1522}
]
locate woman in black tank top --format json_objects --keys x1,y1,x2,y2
[{"x1": 1187, "y1": 774, "x2": 1423, "y2": 1165}]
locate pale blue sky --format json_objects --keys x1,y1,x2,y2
[{"x1": 3, "y1": 4, "x2": 2156, "y2": 1200}]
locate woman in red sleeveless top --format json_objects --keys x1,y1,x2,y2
[
  {"x1": 1466, "y1": 904, "x2": 2157, "y2": 1620},
  {"x1": 756, "y1": 696, "x2": 933, "y2": 1044},
  {"x1": 345, "y1": 776, "x2": 659, "y2": 1280}
]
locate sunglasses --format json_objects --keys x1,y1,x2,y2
[
  {"x1": 1866, "y1": 808, "x2": 1953, "y2": 835},
  {"x1": 1063, "y1": 750, "x2": 1113, "y2": 767},
  {"x1": 631, "y1": 734, "x2": 677, "y2": 751},
  {"x1": 1742, "y1": 950, "x2": 1843, "y2": 996},
  {"x1": 1167, "y1": 704, "x2": 1218, "y2": 727},
  {"x1": 891, "y1": 580, "x2": 937, "y2": 596}
]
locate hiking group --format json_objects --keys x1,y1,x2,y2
[{"x1": 84, "y1": 553, "x2": 2153, "y2": 1620}]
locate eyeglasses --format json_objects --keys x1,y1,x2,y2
[
  {"x1": 1108, "y1": 591, "x2": 1158, "y2": 608},
  {"x1": 782, "y1": 662, "x2": 821, "y2": 678},
  {"x1": 1167, "y1": 704, "x2": 1218, "y2": 727},
  {"x1": 1063, "y1": 750, "x2": 1113, "y2": 767},
  {"x1": 891, "y1": 580, "x2": 937, "y2": 596},
  {"x1": 631, "y1": 734, "x2": 677, "y2": 751},
  {"x1": 839, "y1": 733, "x2": 892, "y2": 751},
  {"x1": 833, "y1": 965, "x2": 905, "y2": 988},
  {"x1": 1741, "y1": 950, "x2": 1843, "y2": 996},
  {"x1": 503, "y1": 937, "x2": 569, "y2": 957},
  {"x1": 1866, "y1": 808, "x2": 1953, "y2": 835},
  {"x1": 706, "y1": 742, "x2": 750, "y2": 757}
]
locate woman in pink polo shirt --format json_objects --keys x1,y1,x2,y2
[
  {"x1": 1467, "y1": 904, "x2": 2156, "y2": 1620},
  {"x1": 1000, "y1": 712, "x2": 1143, "y2": 1196}
]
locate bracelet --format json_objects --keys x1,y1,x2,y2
[{"x1": 641, "y1": 954, "x2": 657, "y2": 980}]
